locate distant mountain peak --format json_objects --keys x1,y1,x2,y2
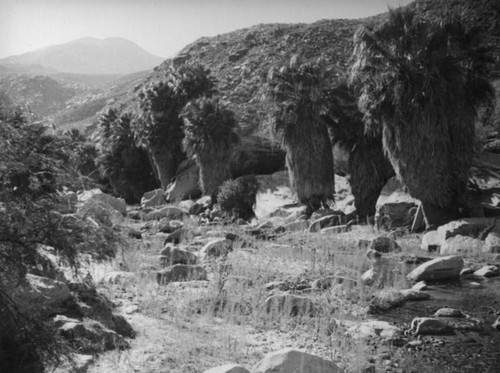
[{"x1": 0, "y1": 37, "x2": 164, "y2": 75}]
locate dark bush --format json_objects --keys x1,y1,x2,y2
[{"x1": 217, "y1": 175, "x2": 259, "y2": 221}]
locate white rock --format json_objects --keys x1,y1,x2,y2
[
  {"x1": 421, "y1": 230, "x2": 441, "y2": 252},
  {"x1": 343, "y1": 319, "x2": 402, "y2": 340},
  {"x1": 253, "y1": 348, "x2": 344, "y2": 373},
  {"x1": 407, "y1": 255, "x2": 464, "y2": 282},
  {"x1": 440, "y1": 235, "x2": 485, "y2": 255},
  {"x1": 473, "y1": 265, "x2": 499, "y2": 277}
]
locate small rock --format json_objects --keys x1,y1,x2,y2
[
  {"x1": 156, "y1": 265, "x2": 207, "y2": 285},
  {"x1": 203, "y1": 364, "x2": 250, "y2": 373},
  {"x1": 407, "y1": 340, "x2": 423, "y2": 348},
  {"x1": 164, "y1": 228, "x2": 195, "y2": 244},
  {"x1": 199, "y1": 239, "x2": 232, "y2": 260},
  {"x1": 421, "y1": 230, "x2": 440, "y2": 252},
  {"x1": 411, "y1": 317, "x2": 453, "y2": 335},
  {"x1": 485, "y1": 232, "x2": 500, "y2": 253},
  {"x1": 368, "y1": 236, "x2": 401, "y2": 253},
  {"x1": 473, "y1": 265, "x2": 499, "y2": 277},
  {"x1": 412, "y1": 281, "x2": 427, "y2": 291},
  {"x1": 361, "y1": 268, "x2": 376, "y2": 286},
  {"x1": 253, "y1": 348, "x2": 343, "y2": 373},
  {"x1": 343, "y1": 319, "x2": 402, "y2": 340},
  {"x1": 434, "y1": 308, "x2": 466, "y2": 318},
  {"x1": 407, "y1": 255, "x2": 464, "y2": 282}
]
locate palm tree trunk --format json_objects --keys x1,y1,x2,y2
[
  {"x1": 149, "y1": 144, "x2": 177, "y2": 189},
  {"x1": 198, "y1": 149, "x2": 232, "y2": 201}
]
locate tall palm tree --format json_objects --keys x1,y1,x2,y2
[
  {"x1": 266, "y1": 55, "x2": 335, "y2": 213},
  {"x1": 324, "y1": 82, "x2": 395, "y2": 220},
  {"x1": 181, "y1": 96, "x2": 239, "y2": 200},
  {"x1": 134, "y1": 63, "x2": 216, "y2": 189},
  {"x1": 349, "y1": 8, "x2": 494, "y2": 227}
]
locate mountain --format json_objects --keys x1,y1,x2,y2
[{"x1": 0, "y1": 37, "x2": 164, "y2": 75}]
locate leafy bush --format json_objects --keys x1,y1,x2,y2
[
  {"x1": 0, "y1": 109, "x2": 120, "y2": 372},
  {"x1": 217, "y1": 175, "x2": 259, "y2": 221}
]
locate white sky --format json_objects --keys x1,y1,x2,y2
[{"x1": 0, "y1": 0, "x2": 414, "y2": 59}]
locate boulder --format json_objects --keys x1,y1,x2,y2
[
  {"x1": 421, "y1": 230, "x2": 441, "y2": 252},
  {"x1": 361, "y1": 268, "x2": 377, "y2": 286},
  {"x1": 376, "y1": 180, "x2": 418, "y2": 230},
  {"x1": 411, "y1": 317, "x2": 453, "y2": 335},
  {"x1": 485, "y1": 232, "x2": 500, "y2": 253},
  {"x1": 189, "y1": 196, "x2": 212, "y2": 215},
  {"x1": 369, "y1": 289, "x2": 430, "y2": 312},
  {"x1": 254, "y1": 171, "x2": 296, "y2": 220},
  {"x1": 141, "y1": 189, "x2": 165, "y2": 208},
  {"x1": 144, "y1": 206, "x2": 186, "y2": 221},
  {"x1": 265, "y1": 294, "x2": 315, "y2": 317},
  {"x1": 253, "y1": 348, "x2": 343, "y2": 373},
  {"x1": 199, "y1": 239, "x2": 233, "y2": 260},
  {"x1": 13, "y1": 274, "x2": 74, "y2": 315},
  {"x1": 59, "y1": 319, "x2": 129, "y2": 352},
  {"x1": 342, "y1": 319, "x2": 402, "y2": 340},
  {"x1": 407, "y1": 255, "x2": 464, "y2": 282},
  {"x1": 434, "y1": 308, "x2": 466, "y2": 318},
  {"x1": 439, "y1": 235, "x2": 486, "y2": 255},
  {"x1": 493, "y1": 317, "x2": 500, "y2": 330},
  {"x1": 77, "y1": 188, "x2": 102, "y2": 202},
  {"x1": 159, "y1": 219, "x2": 183, "y2": 234},
  {"x1": 165, "y1": 159, "x2": 202, "y2": 202},
  {"x1": 437, "y1": 218, "x2": 500, "y2": 242},
  {"x1": 203, "y1": 364, "x2": 250, "y2": 373},
  {"x1": 159, "y1": 246, "x2": 197, "y2": 267},
  {"x1": 473, "y1": 265, "x2": 499, "y2": 277},
  {"x1": 156, "y1": 265, "x2": 207, "y2": 285},
  {"x1": 90, "y1": 193, "x2": 127, "y2": 216},
  {"x1": 368, "y1": 236, "x2": 400, "y2": 253}
]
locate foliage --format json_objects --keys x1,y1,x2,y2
[
  {"x1": 266, "y1": 55, "x2": 335, "y2": 212},
  {"x1": 349, "y1": 8, "x2": 494, "y2": 225},
  {"x1": 181, "y1": 96, "x2": 239, "y2": 198},
  {"x1": 217, "y1": 175, "x2": 259, "y2": 221},
  {"x1": 96, "y1": 107, "x2": 158, "y2": 203},
  {"x1": 0, "y1": 109, "x2": 120, "y2": 371}
]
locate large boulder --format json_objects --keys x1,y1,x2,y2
[
  {"x1": 407, "y1": 255, "x2": 464, "y2": 282},
  {"x1": 440, "y1": 235, "x2": 486, "y2": 255},
  {"x1": 141, "y1": 189, "x2": 166, "y2": 208},
  {"x1": 253, "y1": 348, "x2": 343, "y2": 373},
  {"x1": 12, "y1": 274, "x2": 74, "y2": 315},
  {"x1": 375, "y1": 178, "x2": 419, "y2": 230},
  {"x1": 437, "y1": 218, "x2": 500, "y2": 242},
  {"x1": 165, "y1": 159, "x2": 201, "y2": 202},
  {"x1": 90, "y1": 193, "x2": 127, "y2": 216},
  {"x1": 58, "y1": 319, "x2": 129, "y2": 352},
  {"x1": 254, "y1": 171, "x2": 296, "y2": 220},
  {"x1": 156, "y1": 264, "x2": 207, "y2": 285}
]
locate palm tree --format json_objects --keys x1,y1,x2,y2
[
  {"x1": 181, "y1": 96, "x2": 239, "y2": 201},
  {"x1": 324, "y1": 82, "x2": 395, "y2": 220},
  {"x1": 266, "y1": 55, "x2": 335, "y2": 214},
  {"x1": 134, "y1": 63, "x2": 216, "y2": 189},
  {"x1": 349, "y1": 8, "x2": 493, "y2": 227}
]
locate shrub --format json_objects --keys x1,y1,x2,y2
[{"x1": 217, "y1": 175, "x2": 259, "y2": 221}]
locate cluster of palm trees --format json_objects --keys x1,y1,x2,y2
[
  {"x1": 267, "y1": 8, "x2": 493, "y2": 226},
  {"x1": 96, "y1": 7, "x2": 493, "y2": 227}
]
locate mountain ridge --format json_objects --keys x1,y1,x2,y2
[{"x1": 0, "y1": 37, "x2": 164, "y2": 75}]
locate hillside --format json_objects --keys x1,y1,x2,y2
[
  {"x1": 111, "y1": 0, "x2": 500, "y2": 137},
  {"x1": 0, "y1": 37, "x2": 164, "y2": 75}
]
